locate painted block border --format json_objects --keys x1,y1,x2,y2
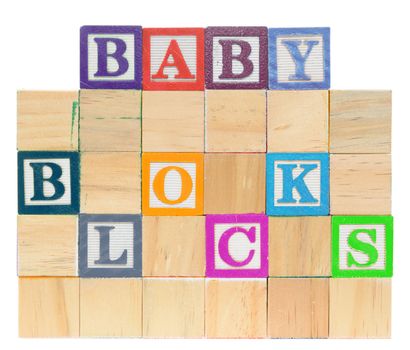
[
  {"x1": 142, "y1": 28, "x2": 205, "y2": 91},
  {"x1": 205, "y1": 26, "x2": 268, "y2": 89},
  {"x1": 268, "y1": 27, "x2": 330, "y2": 90},
  {"x1": 18, "y1": 151, "x2": 79, "y2": 214},
  {"x1": 80, "y1": 25, "x2": 142, "y2": 89},
  {"x1": 266, "y1": 153, "x2": 329, "y2": 216},
  {"x1": 78, "y1": 214, "x2": 142, "y2": 278},
  {"x1": 206, "y1": 214, "x2": 269, "y2": 278},
  {"x1": 332, "y1": 215, "x2": 393, "y2": 278}
]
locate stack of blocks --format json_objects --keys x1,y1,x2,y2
[{"x1": 17, "y1": 26, "x2": 393, "y2": 338}]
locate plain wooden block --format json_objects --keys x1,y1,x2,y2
[
  {"x1": 330, "y1": 154, "x2": 391, "y2": 215},
  {"x1": 267, "y1": 278, "x2": 329, "y2": 338},
  {"x1": 79, "y1": 89, "x2": 141, "y2": 151},
  {"x1": 267, "y1": 90, "x2": 328, "y2": 152},
  {"x1": 81, "y1": 152, "x2": 141, "y2": 214},
  {"x1": 142, "y1": 91, "x2": 204, "y2": 152},
  {"x1": 205, "y1": 90, "x2": 266, "y2": 152},
  {"x1": 17, "y1": 91, "x2": 78, "y2": 151},
  {"x1": 143, "y1": 216, "x2": 205, "y2": 277},
  {"x1": 204, "y1": 153, "x2": 265, "y2": 214},
  {"x1": 269, "y1": 217, "x2": 330, "y2": 277},
  {"x1": 205, "y1": 279, "x2": 267, "y2": 338},
  {"x1": 143, "y1": 278, "x2": 205, "y2": 338},
  {"x1": 329, "y1": 278, "x2": 391, "y2": 338},
  {"x1": 330, "y1": 90, "x2": 391, "y2": 153},
  {"x1": 19, "y1": 277, "x2": 79, "y2": 337},
  {"x1": 80, "y1": 278, "x2": 142, "y2": 337},
  {"x1": 18, "y1": 215, "x2": 77, "y2": 276}
]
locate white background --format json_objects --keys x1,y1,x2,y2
[{"x1": 1, "y1": 0, "x2": 408, "y2": 349}]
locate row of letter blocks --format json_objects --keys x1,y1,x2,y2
[{"x1": 17, "y1": 26, "x2": 392, "y2": 339}]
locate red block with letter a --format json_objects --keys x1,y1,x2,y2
[{"x1": 143, "y1": 28, "x2": 205, "y2": 90}]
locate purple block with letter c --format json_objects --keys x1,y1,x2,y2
[{"x1": 206, "y1": 214, "x2": 268, "y2": 277}]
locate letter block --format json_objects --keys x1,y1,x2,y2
[
  {"x1": 80, "y1": 26, "x2": 142, "y2": 89},
  {"x1": 266, "y1": 153, "x2": 329, "y2": 216},
  {"x1": 206, "y1": 214, "x2": 268, "y2": 278},
  {"x1": 142, "y1": 153, "x2": 204, "y2": 215},
  {"x1": 18, "y1": 151, "x2": 79, "y2": 214},
  {"x1": 332, "y1": 216, "x2": 393, "y2": 277},
  {"x1": 143, "y1": 28, "x2": 204, "y2": 90},
  {"x1": 78, "y1": 214, "x2": 142, "y2": 278},
  {"x1": 205, "y1": 27, "x2": 268, "y2": 89},
  {"x1": 268, "y1": 27, "x2": 330, "y2": 89}
]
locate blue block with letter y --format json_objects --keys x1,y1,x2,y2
[{"x1": 266, "y1": 153, "x2": 329, "y2": 216}]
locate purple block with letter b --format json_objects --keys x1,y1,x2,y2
[{"x1": 80, "y1": 25, "x2": 142, "y2": 89}]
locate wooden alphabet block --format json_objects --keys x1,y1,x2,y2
[
  {"x1": 142, "y1": 153, "x2": 204, "y2": 216},
  {"x1": 204, "y1": 153, "x2": 265, "y2": 214},
  {"x1": 143, "y1": 28, "x2": 204, "y2": 90},
  {"x1": 332, "y1": 216, "x2": 393, "y2": 277},
  {"x1": 19, "y1": 277, "x2": 79, "y2": 337},
  {"x1": 266, "y1": 153, "x2": 329, "y2": 216},
  {"x1": 205, "y1": 90, "x2": 266, "y2": 152},
  {"x1": 18, "y1": 215, "x2": 77, "y2": 276},
  {"x1": 267, "y1": 278, "x2": 329, "y2": 338},
  {"x1": 330, "y1": 90, "x2": 391, "y2": 153},
  {"x1": 143, "y1": 278, "x2": 205, "y2": 338},
  {"x1": 17, "y1": 91, "x2": 79, "y2": 151},
  {"x1": 205, "y1": 279, "x2": 267, "y2": 338},
  {"x1": 81, "y1": 152, "x2": 141, "y2": 213},
  {"x1": 267, "y1": 90, "x2": 328, "y2": 152},
  {"x1": 268, "y1": 28, "x2": 330, "y2": 89},
  {"x1": 80, "y1": 26, "x2": 142, "y2": 89},
  {"x1": 269, "y1": 216, "x2": 330, "y2": 277},
  {"x1": 80, "y1": 278, "x2": 142, "y2": 337},
  {"x1": 79, "y1": 214, "x2": 142, "y2": 277},
  {"x1": 205, "y1": 27, "x2": 268, "y2": 89},
  {"x1": 79, "y1": 89, "x2": 141, "y2": 152},
  {"x1": 330, "y1": 154, "x2": 391, "y2": 215},
  {"x1": 18, "y1": 151, "x2": 79, "y2": 215},
  {"x1": 142, "y1": 91, "x2": 204, "y2": 152},
  {"x1": 329, "y1": 278, "x2": 391, "y2": 338},
  {"x1": 142, "y1": 216, "x2": 205, "y2": 277},
  {"x1": 206, "y1": 214, "x2": 268, "y2": 277}
]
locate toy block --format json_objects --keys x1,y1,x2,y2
[
  {"x1": 267, "y1": 90, "x2": 328, "y2": 152},
  {"x1": 332, "y1": 216, "x2": 393, "y2": 278},
  {"x1": 143, "y1": 28, "x2": 204, "y2": 90},
  {"x1": 142, "y1": 216, "x2": 205, "y2": 277},
  {"x1": 330, "y1": 90, "x2": 392, "y2": 153},
  {"x1": 142, "y1": 91, "x2": 204, "y2": 152},
  {"x1": 79, "y1": 89, "x2": 141, "y2": 152},
  {"x1": 266, "y1": 153, "x2": 329, "y2": 216},
  {"x1": 17, "y1": 91, "x2": 79, "y2": 151},
  {"x1": 205, "y1": 27, "x2": 268, "y2": 89},
  {"x1": 267, "y1": 278, "x2": 329, "y2": 338},
  {"x1": 206, "y1": 214, "x2": 268, "y2": 278},
  {"x1": 80, "y1": 26, "x2": 142, "y2": 89},
  {"x1": 143, "y1": 278, "x2": 205, "y2": 338},
  {"x1": 18, "y1": 151, "x2": 79, "y2": 214},
  {"x1": 80, "y1": 152, "x2": 141, "y2": 214},
  {"x1": 142, "y1": 153, "x2": 204, "y2": 216},
  {"x1": 79, "y1": 214, "x2": 142, "y2": 278},
  {"x1": 269, "y1": 216, "x2": 330, "y2": 277},
  {"x1": 205, "y1": 279, "x2": 267, "y2": 338},
  {"x1": 329, "y1": 278, "x2": 391, "y2": 338},
  {"x1": 205, "y1": 90, "x2": 266, "y2": 152},
  {"x1": 19, "y1": 277, "x2": 79, "y2": 337},
  {"x1": 80, "y1": 278, "x2": 142, "y2": 337},
  {"x1": 268, "y1": 28, "x2": 330, "y2": 90},
  {"x1": 18, "y1": 215, "x2": 77, "y2": 276},
  {"x1": 330, "y1": 154, "x2": 391, "y2": 215},
  {"x1": 204, "y1": 153, "x2": 265, "y2": 214}
]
